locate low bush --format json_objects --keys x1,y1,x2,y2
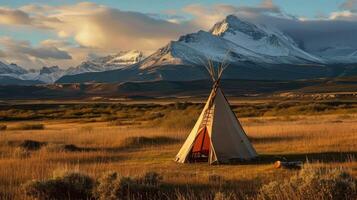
[
  {"x1": 23, "y1": 170, "x2": 163, "y2": 200},
  {"x1": 257, "y1": 166, "x2": 357, "y2": 200},
  {"x1": 23, "y1": 171, "x2": 94, "y2": 200},
  {"x1": 93, "y1": 171, "x2": 134, "y2": 200},
  {"x1": 94, "y1": 171, "x2": 162, "y2": 200},
  {"x1": 7, "y1": 140, "x2": 47, "y2": 151},
  {"x1": 139, "y1": 171, "x2": 163, "y2": 186},
  {"x1": 15, "y1": 123, "x2": 44, "y2": 130},
  {"x1": 21, "y1": 140, "x2": 46, "y2": 150},
  {"x1": 43, "y1": 143, "x2": 81, "y2": 152}
]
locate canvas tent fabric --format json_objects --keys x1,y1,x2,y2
[{"x1": 175, "y1": 84, "x2": 258, "y2": 164}]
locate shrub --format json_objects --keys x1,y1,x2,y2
[
  {"x1": 19, "y1": 140, "x2": 46, "y2": 151},
  {"x1": 23, "y1": 171, "x2": 94, "y2": 200},
  {"x1": 0, "y1": 124, "x2": 6, "y2": 131},
  {"x1": 15, "y1": 123, "x2": 44, "y2": 130},
  {"x1": 43, "y1": 143, "x2": 81, "y2": 152},
  {"x1": 94, "y1": 171, "x2": 163, "y2": 200},
  {"x1": 140, "y1": 172, "x2": 163, "y2": 186},
  {"x1": 94, "y1": 171, "x2": 135, "y2": 200},
  {"x1": 6, "y1": 140, "x2": 46, "y2": 151},
  {"x1": 257, "y1": 166, "x2": 357, "y2": 200}
]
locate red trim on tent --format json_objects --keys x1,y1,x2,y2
[{"x1": 189, "y1": 127, "x2": 211, "y2": 162}]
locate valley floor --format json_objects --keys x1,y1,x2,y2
[{"x1": 0, "y1": 108, "x2": 356, "y2": 199}]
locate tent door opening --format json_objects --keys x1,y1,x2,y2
[{"x1": 188, "y1": 127, "x2": 211, "y2": 162}]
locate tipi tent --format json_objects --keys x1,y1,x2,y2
[{"x1": 175, "y1": 60, "x2": 258, "y2": 164}]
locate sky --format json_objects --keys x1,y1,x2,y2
[{"x1": 0, "y1": 0, "x2": 357, "y2": 69}]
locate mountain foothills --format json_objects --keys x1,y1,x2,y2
[{"x1": 1, "y1": 15, "x2": 357, "y2": 85}]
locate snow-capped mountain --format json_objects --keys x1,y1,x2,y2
[
  {"x1": 66, "y1": 50, "x2": 144, "y2": 75},
  {"x1": 210, "y1": 15, "x2": 324, "y2": 63},
  {"x1": 0, "y1": 61, "x2": 27, "y2": 75},
  {"x1": 0, "y1": 50, "x2": 144, "y2": 84},
  {"x1": 3, "y1": 15, "x2": 357, "y2": 85},
  {"x1": 19, "y1": 66, "x2": 66, "y2": 84},
  {"x1": 139, "y1": 15, "x2": 324, "y2": 69},
  {"x1": 139, "y1": 30, "x2": 268, "y2": 69},
  {"x1": 58, "y1": 15, "x2": 357, "y2": 83}
]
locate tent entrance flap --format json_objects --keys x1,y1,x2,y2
[{"x1": 188, "y1": 127, "x2": 211, "y2": 162}]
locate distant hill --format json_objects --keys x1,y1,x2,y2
[
  {"x1": 0, "y1": 76, "x2": 43, "y2": 86},
  {"x1": 1, "y1": 76, "x2": 356, "y2": 100}
]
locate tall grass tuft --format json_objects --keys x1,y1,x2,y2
[
  {"x1": 258, "y1": 166, "x2": 357, "y2": 200},
  {"x1": 23, "y1": 171, "x2": 94, "y2": 200},
  {"x1": 93, "y1": 171, "x2": 134, "y2": 200},
  {"x1": 94, "y1": 171, "x2": 162, "y2": 200}
]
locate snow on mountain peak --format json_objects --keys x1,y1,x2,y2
[
  {"x1": 209, "y1": 15, "x2": 323, "y2": 63},
  {"x1": 138, "y1": 15, "x2": 324, "y2": 70},
  {"x1": 108, "y1": 50, "x2": 144, "y2": 65},
  {"x1": 0, "y1": 61, "x2": 28, "y2": 75},
  {"x1": 66, "y1": 50, "x2": 145, "y2": 76},
  {"x1": 139, "y1": 42, "x2": 185, "y2": 69},
  {"x1": 210, "y1": 15, "x2": 266, "y2": 40}
]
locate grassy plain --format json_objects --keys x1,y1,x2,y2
[{"x1": 0, "y1": 100, "x2": 356, "y2": 199}]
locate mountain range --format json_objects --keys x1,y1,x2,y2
[
  {"x1": 0, "y1": 50, "x2": 144, "y2": 84},
  {"x1": 1, "y1": 15, "x2": 357, "y2": 85}
]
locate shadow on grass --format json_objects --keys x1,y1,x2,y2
[
  {"x1": 233, "y1": 151, "x2": 357, "y2": 165},
  {"x1": 159, "y1": 178, "x2": 261, "y2": 199},
  {"x1": 249, "y1": 136, "x2": 303, "y2": 143},
  {"x1": 47, "y1": 154, "x2": 125, "y2": 164},
  {"x1": 84, "y1": 136, "x2": 181, "y2": 153}
]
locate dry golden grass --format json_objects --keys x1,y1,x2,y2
[{"x1": 0, "y1": 112, "x2": 356, "y2": 199}]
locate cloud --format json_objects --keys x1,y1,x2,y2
[
  {"x1": 0, "y1": 2, "x2": 197, "y2": 68},
  {"x1": 0, "y1": 37, "x2": 71, "y2": 59},
  {"x1": 12, "y1": 2, "x2": 195, "y2": 53},
  {"x1": 0, "y1": 49, "x2": 5, "y2": 57},
  {"x1": 0, "y1": 37, "x2": 72, "y2": 68},
  {"x1": 0, "y1": 8, "x2": 32, "y2": 25},
  {"x1": 340, "y1": 0, "x2": 357, "y2": 11},
  {"x1": 0, "y1": 1, "x2": 284, "y2": 68},
  {"x1": 67, "y1": 8, "x2": 191, "y2": 51},
  {"x1": 329, "y1": 10, "x2": 357, "y2": 20},
  {"x1": 1, "y1": 1, "x2": 357, "y2": 69},
  {"x1": 182, "y1": 0, "x2": 282, "y2": 30}
]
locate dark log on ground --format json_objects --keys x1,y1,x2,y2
[{"x1": 274, "y1": 160, "x2": 303, "y2": 169}]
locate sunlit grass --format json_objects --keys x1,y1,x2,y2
[{"x1": 0, "y1": 105, "x2": 356, "y2": 199}]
